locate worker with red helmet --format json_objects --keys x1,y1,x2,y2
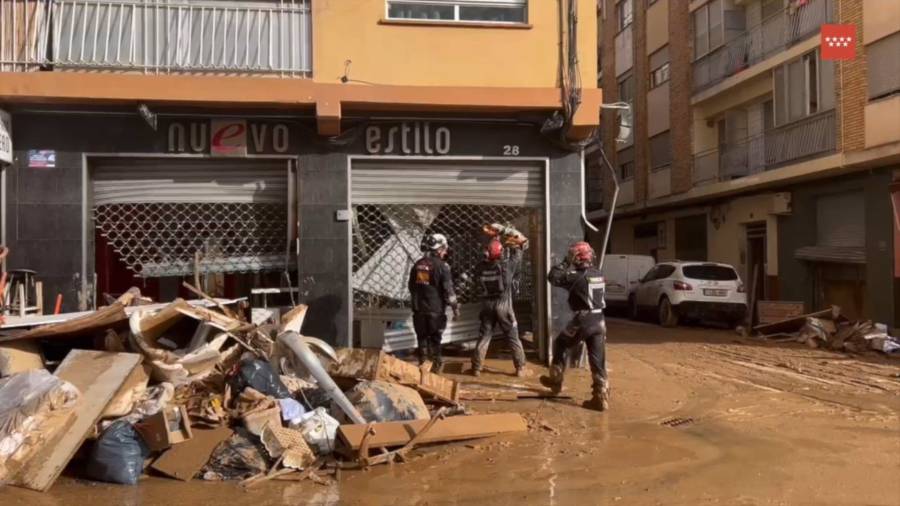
[
  {"x1": 409, "y1": 233, "x2": 459, "y2": 373},
  {"x1": 540, "y1": 241, "x2": 610, "y2": 411},
  {"x1": 471, "y1": 226, "x2": 528, "y2": 377}
]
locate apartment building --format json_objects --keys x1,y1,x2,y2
[
  {"x1": 0, "y1": 0, "x2": 602, "y2": 357},
  {"x1": 592, "y1": 0, "x2": 900, "y2": 326}
]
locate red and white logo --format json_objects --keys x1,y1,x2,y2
[
  {"x1": 821, "y1": 24, "x2": 856, "y2": 60},
  {"x1": 211, "y1": 119, "x2": 248, "y2": 157}
]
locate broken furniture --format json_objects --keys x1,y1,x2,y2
[{"x1": 326, "y1": 348, "x2": 460, "y2": 404}]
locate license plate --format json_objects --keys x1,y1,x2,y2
[{"x1": 703, "y1": 289, "x2": 728, "y2": 297}]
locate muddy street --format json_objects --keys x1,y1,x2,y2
[{"x1": 4, "y1": 318, "x2": 900, "y2": 506}]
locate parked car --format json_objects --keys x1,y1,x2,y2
[
  {"x1": 628, "y1": 261, "x2": 747, "y2": 328},
  {"x1": 601, "y1": 254, "x2": 656, "y2": 309}
]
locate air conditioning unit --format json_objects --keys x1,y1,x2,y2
[{"x1": 770, "y1": 192, "x2": 792, "y2": 215}]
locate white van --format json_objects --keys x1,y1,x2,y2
[{"x1": 601, "y1": 254, "x2": 656, "y2": 308}]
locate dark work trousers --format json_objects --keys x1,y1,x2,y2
[
  {"x1": 550, "y1": 311, "x2": 608, "y2": 396},
  {"x1": 413, "y1": 312, "x2": 447, "y2": 367},
  {"x1": 472, "y1": 298, "x2": 526, "y2": 372}
]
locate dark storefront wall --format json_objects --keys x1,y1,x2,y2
[
  {"x1": 296, "y1": 121, "x2": 584, "y2": 352},
  {"x1": 6, "y1": 113, "x2": 586, "y2": 349},
  {"x1": 778, "y1": 170, "x2": 896, "y2": 326},
  {"x1": 675, "y1": 214, "x2": 708, "y2": 261}
]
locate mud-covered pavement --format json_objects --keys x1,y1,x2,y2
[{"x1": 4, "y1": 318, "x2": 900, "y2": 505}]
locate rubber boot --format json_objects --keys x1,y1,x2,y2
[
  {"x1": 539, "y1": 365, "x2": 564, "y2": 395},
  {"x1": 582, "y1": 382, "x2": 610, "y2": 412}
]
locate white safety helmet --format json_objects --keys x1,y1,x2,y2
[{"x1": 425, "y1": 233, "x2": 449, "y2": 252}]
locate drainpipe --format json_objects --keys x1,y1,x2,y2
[
  {"x1": 581, "y1": 146, "x2": 619, "y2": 272},
  {"x1": 596, "y1": 147, "x2": 619, "y2": 272}
]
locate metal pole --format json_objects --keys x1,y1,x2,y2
[{"x1": 596, "y1": 146, "x2": 618, "y2": 272}]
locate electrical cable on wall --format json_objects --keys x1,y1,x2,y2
[{"x1": 542, "y1": 0, "x2": 599, "y2": 152}]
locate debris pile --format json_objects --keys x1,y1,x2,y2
[
  {"x1": 0, "y1": 286, "x2": 528, "y2": 492},
  {"x1": 754, "y1": 305, "x2": 900, "y2": 355}
]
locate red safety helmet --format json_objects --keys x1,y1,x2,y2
[
  {"x1": 485, "y1": 238, "x2": 503, "y2": 261},
  {"x1": 568, "y1": 241, "x2": 595, "y2": 267}
]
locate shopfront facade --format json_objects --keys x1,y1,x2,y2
[{"x1": 2, "y1": 110, "x2": 585, "y2": 358}]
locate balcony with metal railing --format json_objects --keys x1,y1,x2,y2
[
  {"x1": 692, "y1": 109, "x2": 836, "y2": 186},
  {"x1": 0, "y1": 0, "x2": 312, "y2": 76},
  {"x1": 693, "y1": 0, "x2": 831, "y2": 93}
]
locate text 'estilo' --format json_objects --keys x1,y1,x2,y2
[{"x1": 365, "y1": 122, "x2": 451, "y2": 155}]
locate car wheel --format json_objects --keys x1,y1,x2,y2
[
  {"x1": 628, "y1": 295, "x2": 639, "y2": 320},
  {"x1": 658, "y1": 297, "x2": 678, "y2": 328}
]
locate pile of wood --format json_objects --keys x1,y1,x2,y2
[{"x1": 0, "y1": 285, "x2": 528, "y2": 492}]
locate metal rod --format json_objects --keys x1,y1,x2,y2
[
  {"x1": 596, "y1": 147, "x2": 619, "y2": 272},
  {"x1": 579, "y1": 149, "x2": 598, "y2": 234},
  {"x1": 277, "y1": 331, "x2": 367, "y2": 425}
]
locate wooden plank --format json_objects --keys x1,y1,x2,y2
[
  {"x1": 151, "y1": 427, "x2": 233, "y2": 481},
  {"x1": 756, "y1": 301, "x2": 806, "y2": 325},
  {"x1": 175, "y1": 304, "x2": 248, "y2": 333},
  {"x1": 0, "y1": 302, "x2": 129, "y2": 343},
  {"x1": 327, "y1": 348, "x2": 459, "y2": 403},
  {"x1": 12, "y1": 350, "x2": 142, "y2": 492},
  {"x1": 753, "y1": 306, "x2": 841, "y2": 335},
  {"x1": 336, "y1": 413, "x2": 527, "y2": 452},
  {"x1": 131, "y1": 299, "x2": 190, "y2": 345},
  {"x1": 280, "y1": 304, "x2": 308, "y2": 333},
  {"x1": 0, "y1": 340, "x2": 44, "y2": 376}
]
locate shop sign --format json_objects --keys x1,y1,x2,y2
[
  {"x1": 167, "y1": 120, "x2": 291, "y2": 155},
  {"x1": 0, "y1": 109, "x2": 11, "y2": 165},
  {"x1": 27, "y1": 150, "x2": 55, "y2": 169},
  {"x1": 365, "y1": 122, "x2": 451, "y2": 155}
]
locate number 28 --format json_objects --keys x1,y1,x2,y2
[{"x1": 503, "y1": 145, "x2": 520, "y2": 156}]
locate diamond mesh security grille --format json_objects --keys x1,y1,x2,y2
[
  {"x1": 352, "y1": 203, "x2": 539, "y2": 310},
  {"x1": 94, "y1": 202, "x2": 288, "y2": 277}
]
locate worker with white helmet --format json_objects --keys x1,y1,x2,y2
[{"x1": 408, "y1": 233, "x2": 459, "y2": 372}]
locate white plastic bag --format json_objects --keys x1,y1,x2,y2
[
  {"x1": 0, "y1": 369, "x2": 79, "y2": 480},
  {"x1": 292, "y1": 407, "x2": 339, "y2": 455}
]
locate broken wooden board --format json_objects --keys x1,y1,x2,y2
[
  {"x1": 101, "y1": 364, "x2": 150, "y2": 419},
  {"x1": 336, "y1": 413, "x2": 527, "y2": 454},
  {"x1": 459, "y1": 389, "x2": 520, "y2": 401},
  {"x1": 280, "y1": 304, "x2": 308, "y2": 333},
  {"x1": 131, "y1": 299, "x2": 191, "y2": 345},
  {"x1": 151, "y1": 427, "x2": 233, "y2": 481},
  {"x1": 328, "y1": 348, "x2": 459, "y2": 403},
  {"x1": 757, "y1": 301, "x2": 806, "y2": 326},
  {"x1": 176, "y1": 304, "x2": 249, "y2": 333},
  {"x1": 753, "y1": 306, "x2": 842, "y2": 335},
  {"x1": 1, "y1": 302, "x2": 129, "y2": 343},
  {"x1": 0, "y1": 340, "x2": 44, "y2": 376},
  {"x1": 11, "y1": 350, "x2": 142, "y2": 492}
]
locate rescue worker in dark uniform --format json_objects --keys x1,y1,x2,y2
[
  {"x1": 408, "y1": 233, "x2": 459, "y2": 372},
  {"x1": 471, "y1": 234, "x2": 528, "y2": 377},
  {"x1": 540, "y1": 241, "x2": 610, "y2": 411}
]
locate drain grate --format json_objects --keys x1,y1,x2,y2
[{"x1": 660, "y1": 417, "x2": 695, "y2": 428}]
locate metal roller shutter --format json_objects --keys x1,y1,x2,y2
[
  {"x1": 817, "y1": 192, "x2": 865, "y2": 248},
  {"x1": 92, "y1": 159, "x2": 288, "y2": 205},
  {"x1": 350, "y1": 159, "x2": 544, "y2": 207},
  {"x1": 350, "y1": 159, "x2": 545, "y2": 350},
  {"x1": 91, "y1": 158, "x2": 289, "y2": 277}
]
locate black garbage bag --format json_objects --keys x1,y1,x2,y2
[
  {"x1": 201, "y1": 427, "x2": 270, "y2": 481},
  {"x1": 228, "y1": 359, "x2": 291, "y2": 399},
  {"x1": 85, "y1": 420, "x2": 150, "y2": 485}
]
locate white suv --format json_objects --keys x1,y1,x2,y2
[{"x1": 628, "y1": 261, "x2": 747, "y2": 328}]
